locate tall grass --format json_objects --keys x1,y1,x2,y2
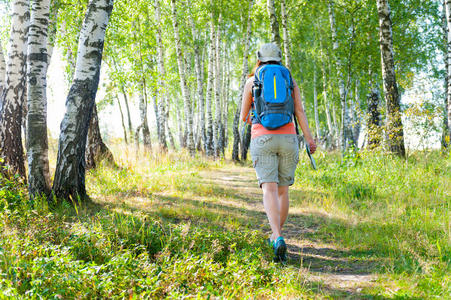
[
  {"x1": 293, "y1": 149, "x2": 451, "y2": 297},
  {"x1": 0, "y1": 146, "x2": 315, "y2": 298},
  {"x1": 0, "y1": 143, "x2": 449, "y2": 298}
]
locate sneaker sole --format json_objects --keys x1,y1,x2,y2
[{"x1": 275, "y1": 241, "x2": 287, "y2": 262}]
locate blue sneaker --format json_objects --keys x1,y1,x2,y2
[{"x1": 273, "y1": 237, "x2": 287, "y2": 262}]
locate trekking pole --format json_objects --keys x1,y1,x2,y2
[
  {"x1": 241, "y1": 110, "x2": 251, "y2": 141},
  {"x1": 305, "y1": 143, "x2": 317, "y2": 170},
  {"x1": 294, "y1": 116, "x2": 317, "y2": 170}
]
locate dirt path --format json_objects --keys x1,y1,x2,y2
[{"x1": 199, "y1": 164, "x2": 379, "y2": 297}]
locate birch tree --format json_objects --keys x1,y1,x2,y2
[
  {"x1": 313, "y1": 63, "x2": 321, "y2": 140},
  {"x1": 137, "y1": 84, "x2": 151, "y2": 151},
  {"x1": 267, "y1": 0, "x2": 280, "y2": 47},
  {"x1": 442, "y1": 0, "x2": 448, "y2": 148},
  {"x1": 171, "y1": 0, "x2": 194, "y2": 155},
  {"x1": 52, "y1": 0, "x2": 114, "y2": 201},
  {"x1": 281, "y1": 0, "x2": 291, "y2": 69},
  {"x1": 214, "y1": 14, "x2": 223, "y2": 158},
  {"x1": 366, "y1": 30, "x2": 381, "y2": 149},
  {"x1": 376, "y1": 0, "x2": 406, "y2": 157},
  {"x1": 221, "y1": 50, "x2": 230, "y2": 152},
  {"x1": 367, "y1": 85, "x2": 381, "y2": 149},
  {"x1": 241, "y1": 123, "x2": 251, "y2": 160},
  {"x1": 328, "y1": 0, "x2": 349, "y2": 152},
  {"x1": 188, "y1": 3, "x2": 205, "y2": 153},
  {"x1": 205, "y1": 10, "x2": 215, "y2": 157},
  {"x1": 176, "y1": 100, "x2": 185, "y2": 148},
  {"x1": 0, "y1": 0, "x2": 30, "y2": 179},
  {"x1": 86, "y1": 104, "x2": 114, "y2": 169},
  {"x1": 111, "y1": 57, "x2": 134, "y2": 142},
  {"x1": 232, "y1": 0, "x2": 253, "y2": 161},
  {"x1": 445, "y1": 0, "x2": 451, "y2": 147},
  {"x1": 0, "y1": 47, "x2": 5, "y2": 96},
  {"x1": 26, "y1": 0, "x2": 51, "y2": 197},
  {"x1": 320, "y1": 45, "x2": 333, "y2": 145},
  {"x1": 154, "y1": 0, "x2": 167, "y2": 151},
  {"x1": 351, "y1": 80, "x2": 361, "y2": 146},
  {"x1": 115, "y1": 94, "x2": 128, "y2": 143}
]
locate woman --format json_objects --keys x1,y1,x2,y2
[{"x1": 240, "y1": 43, "x2": 317, "y2": 262}]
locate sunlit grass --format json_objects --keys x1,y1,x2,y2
[
  {"x1": 1, "y1": 142, "x2": 450, "y2": 298},
  {"x1": 293, "y1": 149, "x2": 451, "y2": 297}
]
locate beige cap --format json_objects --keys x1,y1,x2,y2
[{"x1": 257, "y1": 43, "x2": 282, "y2": 62}]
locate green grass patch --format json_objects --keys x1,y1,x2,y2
[
  {"x1": 294, "y1": 149, "x2": 451, "y2": 297},
  {"x1": 0, "y1": 147, "x2": 450, "y2": 298}
]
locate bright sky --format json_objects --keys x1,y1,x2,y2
[
  {"x1": 46, "y1": 49, "x2": 139, "y2": 140},
  {"x1": 46, "y1": 50, "x2": 153, "y2": 141}
]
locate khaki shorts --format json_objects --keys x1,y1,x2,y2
[{"x1": 250, "y1": 134, "x2": 299, "y2": 187}]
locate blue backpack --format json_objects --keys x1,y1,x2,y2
[{"x1": 252, "y1": 64, "x2": 294, "y2": 130}]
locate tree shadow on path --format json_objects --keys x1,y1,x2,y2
[{"x1": 197, "y1": 166, "x2": 387, "y2": 297}]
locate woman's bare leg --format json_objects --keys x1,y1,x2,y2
[
  {"x1": 261, "y1": 182, "x2": 281, "y2": 240},
  {"x1": 278, "y1": 186, "x2": 289, "y2": 229}
]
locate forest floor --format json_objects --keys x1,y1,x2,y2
[
  {"x1": 87, "y1": 158, "x2": 384, "y2": 298},
  {"x1": 197, "y1": 165, "x2": 378, "y2": 296},
  {"x1": 1, "y1": 145, "x2": 449, "y2": 298}
]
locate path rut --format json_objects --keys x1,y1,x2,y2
[{"x1": 199, "y1": 165, "x2": 380, "y2": 298}]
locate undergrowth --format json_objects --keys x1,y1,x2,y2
[
  {"x1": 0, "y1": 146, "x2": 449, "y2": 298},
  {"x1": 0, "y1": 150, "x2": 311, "y2": 299},
  {"x1": 294, "y1": 149, "x2": 451, "y2": 298}
]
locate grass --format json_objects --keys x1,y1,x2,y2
[
  {"x1": 0, "y1": 143, "x2": 450, "y2": 298},
  {"x1": 293, "y1": 149, "x2": 451, "y2": 298}
]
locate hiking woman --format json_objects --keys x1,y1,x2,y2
[{"x1": 240, "y1": 43, "x2": 317, "y2": 262}]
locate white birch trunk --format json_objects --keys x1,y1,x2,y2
[
  {"x1": 352, "y1": 80, "x2": 362, "y2": 146},
  {"x1": 152, "y1": 85, "x2": 161, "y2": 141},
  {"x1": 205, "y1": 11, "x2": 215, "y2": 157},
  {"x1": 0, "y1": 47, "x2": 5, "y2": 95},
  {"x1": 445, "y1": 0, "x2": 451, "y2": 146},
  {"x1": 120, "y1": 87, "x2": 133, "y2": 140},
  {"x1": 139, "y1": 80, "x2": 151, "y2": 150},
  {"x1": 185, "y1": 52, "x2": 192, "y2": 135},
  {"x1": 232, "y1": 0, "x2": 253, "y2": 161},
  {"x1": 320, "y1": 47, "x2": 333, "y2": 139},
  {"x1": 188, "y1": 6, "x2": 205, "y2": 152},
  {"x1": 281, "y1": 0, "x2": 291, "y2": 69},
  {"x1": 313, "y1": 63, "x2": 321, "y2": 140},
  {"x1": 133, "y1": 18, "x2": 151, "y2": 151},
  {"x1": 442, "y1": 0, "x2": 449, "y2": 148},
  {"x1": 223, "y1": 55, "x2": 230, "y2": 149},
  {"x1": 332, "y1": 102, "x2": 338, "y2": 137},
  {"x1": 0, "y1": 0, "x2": 30, "y2": 178},
  {"x1": 377, "y1": 0, "x2": 406, "y2": 157},
  {"x1": 267, "y1": 0, "x2": 281, "y2": 47},
  {"x1": 176, "y1": 99, "x2": 185, "y2": 148},
  {"x1": 53, "y1": 0, "x2": 114, "y2": 200},
  {"x1": 111, "y1": 57, "x2": 133, "y2": 141},
  {"x1": 328, "y1": 0, "x2": 348, "y2": 152},
  {"x1": 26, "y1": 0, "x2": 51, "y2": 197},
  {"x1": 171, "y1": 0, "x2": 194, "y2": 155},
  {"x1": 154, "y1": 0, "x2": 167, "y2": 151},
  {"x1": 214, "y1": 15, "x2": 223, "y2": 158},
  {"x1": 115, "y1": 95, "x2": 128, "y2": 143}
]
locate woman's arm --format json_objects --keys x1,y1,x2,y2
[
  {"x1": 240, "y1": 77, "x2": 254, "y2": 124},
  {"x1": 292, "y1": 79, "x2": 317, "y2": 153}
]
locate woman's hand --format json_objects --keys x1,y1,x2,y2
[{"x1": 306, "y1": 137, "x2": 317, "y2": 154}]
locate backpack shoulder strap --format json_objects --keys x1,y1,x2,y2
[
  {"x1": 255, "y1": 65, "x2": 266, "y2": 82},
  {"x1": 279, "y1": 65, "x2": 294, "y2": 90}
]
